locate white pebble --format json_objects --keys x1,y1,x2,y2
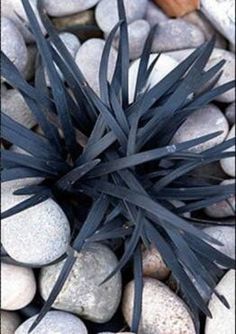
[
  {"x1": 1, "y1": 311, "x2": 21, "y2": 334},
  {"x1": 220, "y1": 125, "x2": 236, "y2": 177},
  {"x1": 43, "y1": 0, "x2": 100, "y2": 17}
]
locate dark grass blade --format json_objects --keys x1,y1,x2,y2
[
  {"x1": 28, "y1": 248, "x2": 76, "y2": 333},
  {"x1": 1, "y1": 167, "x2": 49, "y2": 182}
]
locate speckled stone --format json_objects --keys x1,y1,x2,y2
[
  {"x1": 145, "y1": 1, "x2": 168, "y2": 27},
  {"x1": 171, "y1": 104, "x2": 229, "y2": 153},
  {"x1": 75, "y1": 38, "x2": 117, "y2": 95},
  {"x1": 15, "y1": 311, "x2": 88, "y2": 334},
  {"x1": 2, "y1": 89, "x2": 37, "y2": 128},
  {"x1": 151, "y1": 19, "x2": 205, "y2": 53},
  {"x1": 225, "y1": 102, "x2": 235, "y2": 126},
  {"x1": 95, "y1": 0, "x2": 148, "y2": 34},
  {"x1": 205, "y1": 270, "x2": 235, "y2": 334},
  {"x1": 129, "y1": 53, "x2": 179, "y2": 102},
  {"x1": 1, "y1": 311, "x2": 21, "y2": 334},
  {"x1": 122, "y1": 278, "x2": 196, "y2": 334},
  {"x1": 142, "y1": 245, "x2": 170, "y2": 280},
  {"x1": 220, "y1": 125, "x2": 235, "y2": 177},
  {"x1": 1, "y1": 263, "x2": 36, "y2": 310},
  {"x1": 40, "y1": 243, "x2": 122, "y2": 323},
  {"x1": 205, "y1": 179, "x2": 235, "y2": 218},
  {"x1": 43, "y1": 0, "x2": 100, "y2": 17},
  {"x1": 1, "y1": 182, "x2": 70, "y2": 265},
  {"x1": 1, "y1": 17, "x2": 27, "y2": 75}
]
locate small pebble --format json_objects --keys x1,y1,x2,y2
[
  {"x1": 225, "y1": 102, "x2": 235, "y2": 125},
  {"x1": 151, "y1": 19, "x2": 205, "y2": 53},
  {"x1": 205, "y1": 270, "x2": 235, "y2": 334},
  {"x1": 1, "y1": 263, "x2": 36, "y2": 310},
  {"x1": 145, "y1": 1, "x2": 168, "y2": 27},
  {"x1": 205, "y1": 179, "x2": 235, "y2": 218},
  {"x1": 142, "y1": 245, "x2": 170, "y2": 280},
  {"x1": 52, "y1": 10, "x2": 95, "y2": 30},
  {"x1": 1, "y1": 17, "x2": 28, "y2": 75},
  {"x1": 2, "y1": 89, "x2": 37, "y2": 128},
  {"x1": 1, "y1": 311, "x2": 21, "y2": 334},
  {"x1": 220, "y1": 125, "x2": 235, "y2": 177},
  {"x1": 43, "y1": 0, "x2": 100, "y2": 17},
  {"x1": 171, "y1": 104, "x2": 229, "y2": 153},
  {"x1": 95, "y1": 0, "x2": 148, "y2": 34},
  {"x1": 15, "y1": 311, "x2": 88, "y2": 334},
  {"x1": 75, "y1": 38, "x2": 117, "y2": 95},
  {"x1": 122, "y1": 278, "x2": 196, "y2": 334},
  {"x1": 40, "y1": 243, "x2": 122, "y2": 323},
  {"x1": 1, "y1": 182, "x2": 71, "y2": 265}
]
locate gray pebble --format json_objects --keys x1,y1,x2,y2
[
  {"x1": 152, "y1": 19, "x2": 205, "y2": 53},
  {"x1": 40, "y1": 243, "x2": 122, "y2": 323},
  {"x1": 220, "y1": 125, "x2": 235, "y2": 177},
  {"x1": 1, "y1": 183, "x2": 71, "y2": 265},
  {"x1": 171, "y1": 104, "x2": 229, "y2": 153},
  {"x1": 43, "y1": 0, "x2": 100, "y2": 17},
  {"x1": 75, "y1": 38, "x2": 117, "y2": 95},
  {"x1": 1, "y1": 17, "x2": 28, "y2": 75},
  {"x1": 205, "y1": 270, "x2": 235, "y2": 334},
  {"x1": 15, "y1": 311, "x2": 88, "y2": 334},
  {"x1": 1, "y1": 263, "x2": 36, "y2": 310},
  {"x1": 95, "y1": 0, "x2": 148, "y2": 34},
  {"x1": 142, "y1": 245, "x2": 170, "y2": 280},
  {"x1": 225, "y1": 102, "x2": 235, "y2": 125},
  {"x1": 145, "y1": 1, "x2": 168, "y2": 27},
  {"x1": 122, "y1": 278, "x2": 196, "y2": 334},
  {"x1": 2, "y1": 89, "x2": 37, "y2": 128},
  {"x1": 1, "y1": 311, "x2": 21, "y2": 334}
]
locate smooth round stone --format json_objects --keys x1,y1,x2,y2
[
  {"x1": 145, "y1": 1, "x2": 168, "y2": 27},
  {"x1": 225, "y1": 102, "x2": 235, "y2": 125},
  {"x1": 142, "y1": 245, "x2": 170, "y2": 280},
  {"x1": 151, "y1": 19, "x2": 205, "y2": 53},
  {"x1": 200, "y1": 0, "x2": 235, "y2": 45},
  {"x1": 1, "y1": 187, "x2": 71, "y2": 265},
  {"x1": 15, "y1": 311, "x2": 88, "y2": 334},
  {"x1": 95, "y1": 0, "x2": 148, "y2": 34},
  {"x1": 1, "y1": 263, "x2": 36, "y2": 310},
  {"x1": 113, "y1": 20, "x2": 150, "y2": 60},
  {"x1": 1, "y1": 0, "x2": 46, "y2": 43},
  {"x1": 129, "y1": 53, "x2": 179, "y2": 102},
  {"x1": 43, "y1": 0, "x2": 100, "y2": 17},
  {"x1": 1, "y1": 311, "x2": 21, "y2": 334},
  {"x1": 220, "y1": 125, "x2": 235, "y2": 177},
  {"x1": 1, "y1": 17, "x2": 28, "y2": 75},
  {"x1": 205, "y1": 270, "x2": 235, "y2": 334},
  {"x1": 203, "y1": 226, "x2": 235, "y2": 265},
  {"x1": 171, "y1": 104, "x2": 229, "y2": 153},
  {"x1": 40, "y1": 243, "x2": 122, "y2": 323},
  {"x1": 75, "y1": 38, "x2": 117, "y2": 95},
  {"x1": 122, "y1": 278, "x2": 196, "y2": 334},
  {"x1": 2, "y1": 89, "x2": 37, "y2": 128},
  {"x1": 205, "y1": 179, "x2": 235, "y2": 218}
]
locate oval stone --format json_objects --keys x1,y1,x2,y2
[
  {"x1": 220, "y1": 125, "x2": 235, "y2": 177},
  {"x1": 1, "y1": 311, "x2": 21, "y2": 334},
  {"x1": 43, "y1": 0, "x2": 100, "y2": 17},
  {"x1": 142, "y1": 245, "x2": 170, "y2": 280}
]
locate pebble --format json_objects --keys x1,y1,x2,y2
[
  {"x1": 129, "y1": 53, "x2": 179, "y2": 102},
  {"x1": 40, "y1": 243, "x2": 122, "y2": 323},
  {"x1": 1, "y1": 311, "x2": 21, "y2": 334},
  {"x1": 1, "y1": 0, "x2": 46, "y2": 43},
  {"x1": 52, "y1": 10, "x2": 95, "y2": 30},
  {"x1": 2, "y1": 89, "x2": 37, "y2": 128},
  {"x1": 1, "y1": 183, "x2": 71, "y2": 265},
  {"x1": 23, "y1": 44, "x2": 37, "y2": 82},
  {"x1": 142, "y1": 245, "x2": 170, "y2": 280},
  {"x1": 220, "y1": 125, "x2": 235, "y2": 177},
  {"x1": 205, "y1": 179, "x2": 235, "y2": 218},
  {"x1": 75, "y1": 38, "x2": 117, "y2": 95},
  {"x1": 200, "y1": 0, "x2": 235, "y2": 45},
  {"x1": 95, "y1": 0, "x2": 148, "y2": 34},
  {"x1": 1, "y1": 263, "x2": 36, "y2": 310},
  {"x1": 145, "y1": 1, "x2": 168, "y2": 27},
  {"x1": 122, "y1": 278, "x2": 196, "y2": 334},
  {"x1": 113, "y1": 20, "x2": 150, "y2": 60},
  {"x1": 203, "y1": 226, "x2": 235, "y2": 265},
  {"x1": 205, "y1": 270, "x2": 235, "y2": 334},
  {"x1": 43, "y1": 0, "x2": 100, "y2": 17},
  {"x1": 151, "y1": 19, "x2": 205, "y2": 53},
  {"x1": 15, "y1": 311, "x2": 88, "y2": 334},
  {"x1": 1, "y1": 17, "x2": 28, "y2": 75},
  {"x1": 225, "y1": 102, "x2": 235, "y2": 125},
  {"x1": 171, "y1": 104, "x2": 229, "y2": 153}
]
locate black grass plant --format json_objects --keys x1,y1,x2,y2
[{"x1": 1, "y1": 0, "x2": 236, "y2": 333}]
